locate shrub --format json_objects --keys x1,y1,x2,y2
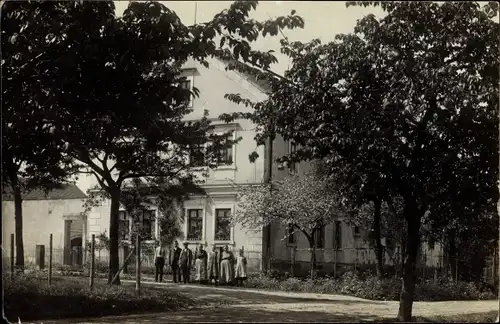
[{"x1": 246, "y1": 271, "x2": 495, "y2": 301}]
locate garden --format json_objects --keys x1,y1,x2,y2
[{"x1": 3, "y1": 271, "x2": 196, "y2": 323}]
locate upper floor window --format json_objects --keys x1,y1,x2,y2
[
  {"x1": 180, "y1": 79, "x2": 193, "y2": 107},
  {"x1": 189, "y1": 144, "x2": 206, "y2": 167},
  {"x1": 214, "y1": 208, "x2": 232, "y2": 241},
  {"x1": 186, "y1": 209, "x2": 203, "y2": 241},
  {"x1": 217, "y1": 134, "x2": 233, "y2": 166}
]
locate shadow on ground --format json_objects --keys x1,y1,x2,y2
[
  {"x1": 47, "y1": 307, "x2": 389, "y2": 323},
  {"x1": 119, "y1": 282, "x2": 381, "y2": 307}
]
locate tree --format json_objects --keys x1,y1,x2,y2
[
  {"x1": 223, "y1": 2, "x2": 498, "y2": 320},
  {"x1": 5, "y1": 0, "x2": 304, "y2": 284},
  {"x1": 1, "y1": 0, "x2": 82, "y2": 271},
  {"x1": 232, "y1": 172, "x2": 345, "y2": 275}
]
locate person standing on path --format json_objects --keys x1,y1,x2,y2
[
  {"x1": 154, "y1": 242, "x2": 166, "y2": 282},
  {"x1": 219, "y1": 245, "x2": 234, "y2": 285},
  {"x1": 179, "y1": 242, "x2": 193, "y2": 284},
  {"x1": 234, "y1": 248, "x2": 248, "y2": 287},
  {"x1": 194, "y1": 244, "x2": 208, "y2": 284},
  {"x1": 168, "y1": 241, "x2": 182, "y2": 283},
  {"x1": 207, "y1": 244, "x2": 219, "y2": 285}
]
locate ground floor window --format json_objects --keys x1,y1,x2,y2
[
  {"x1": 187, "y1": 209, "x2": 203, "y2": 241},
  {"x1": 214, "y1": 208, "x2": 232, "y2": 241}
]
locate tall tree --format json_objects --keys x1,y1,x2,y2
[
  {"x1": 1, "y1": 0, "x2": 81, "y2": 271},
  {"x1": 222, "y1": 2, "x2": 498, "y2": 320},
  {"x1": 5, "y1": 0, "x2": 304, "y2": 284},
  {"x1": 232, "y1": 172, "x2": 345, "y2": 275}
]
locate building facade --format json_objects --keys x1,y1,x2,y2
[
  {"x1": 81, "y1": 57, "x2": 275, "y2": 271},
  {"x1": 2, "y1": 184, "x2": 88, "y2": 266}
]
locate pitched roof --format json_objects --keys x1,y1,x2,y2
[{"x1": 2, "y1": 183, "x2": 87, "y2": 201}]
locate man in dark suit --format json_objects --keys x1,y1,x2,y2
[
  {"x1": 168, "y1": 241, "x2": 182, "y2": 283},
  {"x1": 178, "y1": 242, "x2": 193, "y2": 284}
]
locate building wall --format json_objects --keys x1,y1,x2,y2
[{"x1": 2, "y1": 198, "x2": 87, "y2": 264}]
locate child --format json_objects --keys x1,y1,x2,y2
[{"x1": 234, "y1": 248, "x2": 248, "y2": 287}]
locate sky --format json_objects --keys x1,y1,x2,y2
[{"x1": 113, "y1": 1, "x2": 385, "y2": 75}]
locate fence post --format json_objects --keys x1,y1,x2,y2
[
  {"x1": 291, "y1": 246, "x2": 296, "y2": 277},
  {"x1": 136, "y1": 234, "x2": 141, "y2": 297},
  {"x1": 10, "y1": 233, "x2": 14, "y2": 280},
  {"x1": 90, "y1": 234, "x2": 95, "y2": 289},
  {"x1": 48, "y1": 234, "x2": 53, "y2": 285}
]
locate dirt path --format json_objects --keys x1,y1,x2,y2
[{"x1": 40, "y1": 280, "x2": 497, "y2": 323}]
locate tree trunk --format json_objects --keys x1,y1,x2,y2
[
  {"x1": 373, "y1": 198, "x2": 384, "y2": 278},
  {"x1": 108, "y1": 187, "x2": 121, "y2": 285},
  {"x1": 13, "y1": 181, "x2": 25, "y2": 272},
  {"x1": 398, "y1": 199, "x2": 422, "y2": 322},
  {"x1": 445, "y1": 229, "x2": 457, "y2": 280},
  {"x1": 309, "y1": 233, "x2": 316, "y2": 279}
]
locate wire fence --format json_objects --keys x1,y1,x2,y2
[
  {"x1": 5, "y1": 240, "x2": 495, "y2": 285},
  {"x1": 267, "y1": 246, "x2": 496, "y2": 283}
]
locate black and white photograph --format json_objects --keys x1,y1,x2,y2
[{"x1": 1, "y1": 0, "x2": 499, "y2": 323}]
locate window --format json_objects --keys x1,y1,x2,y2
[
  {"x1": 187, "y1": 209, "x2": 203, "y2": 241},
  {"x1": 180, "y1": 79, "x2": 193, "y2": 107},
  {"x1": 334, "y1": 221, "x2": 342, "y2": 250},
  {"x1": 314, "y1": 223, "x2": 325, "y2": 248},
  {"x1": 217, "y1": 135, "x2": 233, "y2": 165},
  {"x1": 353, "y1": 226, "x2": 361, "y2": 238},
  {"x1": 215, "y1": 208, "x2": 231, "y2": 241},
  {"x1": 287, "y1": 223, "x2": 296, "y2": 245},
  {"x1": 118, "y1": 211, "x2": 130, "y2": 241},
  {"x1": 142, "y1": 210, "x2": 155, "y2": 240},
  {"x1": 189, "y1": 144, "x2": 206, "y2": 167},
  {"x1": 289, "y1": 142, "x2": 297, "y2": 172}
]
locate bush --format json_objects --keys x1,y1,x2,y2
[
  {"x1": 246, "y1": 271, "x2": 495, "y2": 301},
  {"x1": 3, "y1": 273, "x2": 195, "y2": 322}
]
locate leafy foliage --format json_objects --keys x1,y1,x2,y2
[
  {"x1": 222, "y1": 2, "x2": 498, "y2": 321},
  {"x1": 233, "y1": 171, "x2": 347, "y2": 272},
  {"x1": 3, "y1": 0, "x2": 305, "y2": 283}
]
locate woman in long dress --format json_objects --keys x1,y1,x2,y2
[
  {"x1": 234, "y1": 248, "x2": 248, "y2": 287},
  {"x1": 219, "y1": 245, "x2": 234, "y2": 285},
  {"x1": 194, "y1": 244, "x2": 208, "y2": 284},
  {"x1": 207, "y1": 244, "x2": 219, "y2": 285}
]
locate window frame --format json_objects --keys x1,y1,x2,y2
[
  {"x1": 353, "y1": 226, "x2": 361, "y2": 239},
  {"x1": 188, "y1": 143, "x2": 207, "y2": 168},
  {"x1": 211, "y1": 130, "x2": 237, "y2": 170},
  {"x1": 314, "y1": 223, "x2": 325, "y2": 249},
  {"x1": 180, "y1": 75, "x2": 194, "y2": 108},
  {"x1": 212, "y1": 204, "x2": 235, "y2": 244},
  {"x1": 141, "y1": 209, "x2": 156, "y2": 241},
  {"x1": 216, "y1": 133, "x2": 234, "y2": 166},
  {"x1": 184, "y1": 208, "x2": 204, "y2": 242},
  {"x1": 287, "y1": 223, "x2": 296, "y2": 246},
  {"x1": 334, "y1": 221, "x2": 342, "y2": 250},
  {"x1": 118, "y1": 210, "x2": 131, "y2": 242}
]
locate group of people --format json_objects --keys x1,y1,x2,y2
[{"x1": 154, "y1": 241, "x2": 248, "y2": 286}]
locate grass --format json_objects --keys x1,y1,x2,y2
[{"x1": 3, "y1": 273, "x2": 197, "y2": 322}]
